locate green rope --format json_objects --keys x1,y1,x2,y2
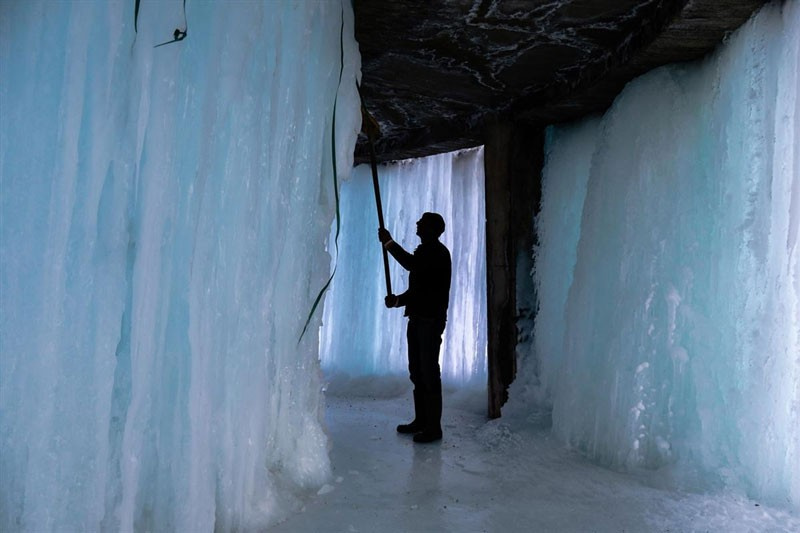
[
  {"x1": 154, "y1": 0, "x2": 188, "y2": 48},
  {"x1": 137, "y1": 0, "x2": 189, "y2": 47},
  {"x1": 298, "y1": 3, "x2": 346, "y2": 343}
]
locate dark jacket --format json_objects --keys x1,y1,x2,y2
[{"x1": 386, "y1": 239, "x2": 451, "y2": 322}]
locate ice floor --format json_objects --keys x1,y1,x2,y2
[{"x1": 270, "y1": 388, "x2": 799, "y2": 533}]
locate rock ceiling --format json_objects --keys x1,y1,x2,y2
[{"x1": 353, "y1": 0, "x2": 767, "y2": 163}]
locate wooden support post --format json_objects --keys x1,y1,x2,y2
[{"x1": 484, "y1": 122, "x2": 544, "y2": 419}]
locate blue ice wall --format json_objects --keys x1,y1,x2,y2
[
  {"x1": 0, "y1": 1, "x2": 361, "y2": 530},
  {"x1": 320, "y1": 149, "x2": 487, "y2": 386},
  {"x1": 510, "y1": 1, "x2": 799, "y2": 508}
]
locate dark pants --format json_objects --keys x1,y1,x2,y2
[{"x1": 407, "y1": 317, "x2": 445, "y2": 433}]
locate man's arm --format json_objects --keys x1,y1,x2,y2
[{"x1": 378, "y1": 228, "x2": 415, "y2": 271}]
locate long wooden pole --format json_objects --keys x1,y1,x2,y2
[
  {"x1": 358, "y1": 82, "x2": 393, "y2": 297},
  {"x1": 367, "y1": 133, "x2": 393, "y2": 297}
]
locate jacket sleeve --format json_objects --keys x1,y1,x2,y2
[
  {"x1": 396, "y1": 290, "x2": 409, "y2": 307},
  {"x1": 385, "y1": 241, "x2": 416, "y2": 271}
]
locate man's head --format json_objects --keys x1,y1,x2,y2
[{"x1": 416, "y1": 212, "x2": 445, "y2": 241}]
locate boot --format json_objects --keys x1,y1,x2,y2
[
  {"x1": 412, "y1": 392, "x2": 442, "y2": 443},
  {"x1": 397, "y1": 390, "x2": 424, "y2": 434}
]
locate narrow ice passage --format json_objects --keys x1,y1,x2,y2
[
  {"x1": 1, "y1": 0, "x2": 798, "y2": 531},
  {"x1": 320, "y1": 148, "x2": 487, "y2": 387}
]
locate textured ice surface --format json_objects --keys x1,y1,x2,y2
[
  {"x1": 320, "y1": 149, "x2": 487, "y2": 386},
  {"x1": 0, "y1": 1, "x2": 360, "y2": 530},
  {"x1": 509, "y1": 1, "x2": 799, "y2": 509},
  {"x1": 272, "y1": 395, "x2": 800, "y2": 533}
]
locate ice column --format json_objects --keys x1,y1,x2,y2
[
  {"x1": 0, "y1": 1, "x2": 361, "y2": 530},
  {"x1": 320, "y1": 148, "x2": 487, "y2": 386},
  {"x1": 511, "y1": 1, "x2": 799, "y2": 508}
]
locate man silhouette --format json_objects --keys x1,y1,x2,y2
[{"x1": 378, "y1": 212, "x2": 451, "y2": 443}]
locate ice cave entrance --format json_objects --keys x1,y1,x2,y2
[{"x1": 319, "y1": 148, "x2": 488, "y2": 394}]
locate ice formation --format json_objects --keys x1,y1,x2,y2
[
  {"x1": 0, "y1": 1, "x2": 360, "y2": 530},
  {"x1": 510, "y1": 1, "x2": 799, "y2": 508},
  {"x1": 320, "y1": 149, "x2": 487, "y2": 386}
]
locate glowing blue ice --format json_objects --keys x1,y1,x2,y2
[
  {"x1": 320, "y1": 149, "x2": 487, "y2": 386},
  {"x1": 510, "y1": 1, "x2": 799, "y2": 509},
  {"x1": 0, "y1": 1, "x2": 360, "y2": 530}
]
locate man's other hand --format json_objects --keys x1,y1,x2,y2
[
  {"x1": 384, "y1": 294, "x2": 399, "y2": 308},
  {"x1": 378, "y1": 228, "x2": 392, "y2": 244}
]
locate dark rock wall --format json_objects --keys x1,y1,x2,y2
[{"x1": 354, "y1": 0, "x2": 766, "y2": 163}]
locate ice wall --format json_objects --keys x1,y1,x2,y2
[
  {"x1": 0, "y1": 1, "x2": 361, "y2": 531},
  {"x1": 320, "y1": 149, "x2": 487, "y2": 386},
  {"x1": 511, "y1": 1, "x2": 799, "y2": 508}
]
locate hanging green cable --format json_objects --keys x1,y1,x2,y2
[
  {"x1": 154, "y1": 0, "x2": 188, "y2": 47},
  {"x1": 298, "y1": 4, "x2": 347, "y2": 343},
  {"x1": 135, "y1": 0, "x2": 189, "y2": 46}
]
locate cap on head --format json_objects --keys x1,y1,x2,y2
[{"x1": 420, "y1": 212, "x2": 445, "y2": 237}]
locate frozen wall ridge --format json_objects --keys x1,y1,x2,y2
[
  {"x1": 511, "y1": 0, "x2": 799, "y2": 509},
  {"x1": 0, "y1": 1, "x2": 361, "y2": 531}
]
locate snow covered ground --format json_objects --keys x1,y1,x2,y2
[{"x1": 270, "y1": 386, "x2": 800, "y2": 532}]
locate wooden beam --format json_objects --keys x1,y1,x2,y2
[{"x1": 484, "y1": 122, "x2": 544, "y2": 419}]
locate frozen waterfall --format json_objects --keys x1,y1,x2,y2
[
  {"x1": 0, "y1": 1, "x2": 360, "y2": 530},
  {"x1": 509, "y1": 1, "x2": 799, "y2": 509},
  {"x1": 2, "y1": 0, "x2": 798, "y2": 529},
  {"x1": 320, "y1": 149, "x2": 487, "y2": 387}
]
